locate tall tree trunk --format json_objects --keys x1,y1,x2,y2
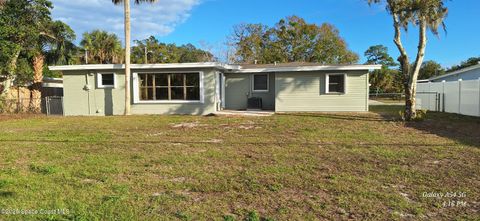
[
  {"x1": 30, "y1": 53, "x2": 44, "y2": 113},
  {"x1": 405, "y1": 20, "x2": 428, "y2": 120},
  {"x1": 391, "y1": 13, "x2": 413, "y2": 121},
  {"x1": 124, "y1": 0, "x2": 131, "y2": 115}
]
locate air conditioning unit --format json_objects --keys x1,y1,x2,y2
[{"x1": 247, "y1": 97, "x2": 262, "y2": 110}]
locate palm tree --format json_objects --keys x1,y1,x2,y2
[
  {"x1": 367, "y1": 0, "x2": 447, "y2": 121},
  {"x1": 45, "y1": 21, "x2": 77, "y2": 65},
  {"x1": 112, "y1": 0, "x2": 157, "y2": 115},
  {"x1": 80, "y1": 30, "x2": 122, "y2": 64},
  {"x1": 30, "y1": 21, "x2": 77, "y2": 112}
]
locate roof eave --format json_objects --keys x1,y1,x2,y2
[
  {"x1": 428, "y1": 63, "x2": 480, "y2": 81},
  {"x1": 230, "y1": 65, "x2": 382, "y2": 73},
  {"x1": 48, "y1": 63, "x2": 381, "y2": 73},
  {"x1": 48, "y1": 62, "x2": 237, "y2": 71}
]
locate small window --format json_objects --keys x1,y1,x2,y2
[
  {"x1": 252, "y1": 74, "x2": 269, "y2": 92},
  {"x1": 326, "y1": 74, "x2": 346, "y2": 94},
  {"x1": 97, "y1": 73, "x2": 115, "y2": 88}
]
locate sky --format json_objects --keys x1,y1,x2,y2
[{"x1": 50, "y1": 0, "x2": 480, "y2": 67}]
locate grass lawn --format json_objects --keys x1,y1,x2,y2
[{"x1": 0, "y1": 106, "x2": 479, "y2": 220}]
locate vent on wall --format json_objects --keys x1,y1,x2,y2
[{"x1": 247, "y1": 97, "x2": 263, "y2": 110}]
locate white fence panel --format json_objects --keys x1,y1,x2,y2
[
  {"x1": 430, "y1": 83, "x2": 444, "y2": 110},
  {"x1": 417, "y1": 83, "x2": 429, "y2": 93},
  {"x1": 444, "y1": 81, "x2": 460, "y2": 113},
  {"x1": 416, "y1": 93, "x2": 437, "y2": 111},
  {"x1": 416, "y1": 83, "x2": 438, "y2": 111},
  {"x1": 416, "y1": 84, "x2": 428, "y2": 109},
  {"x1": 416, "y1": 79, "x2": 480, "y2": 117},
  {"x1": 460, "y1": 80, "x2": 480, "y2": 116}
]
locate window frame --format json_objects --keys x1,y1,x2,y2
[
  {"x1": 97, "y1": 72, "x2": 116, "y2": 89},
  {"x1": 132, "y1": 71, "x2": 204, "y2": 104},
  {"x1": 251, "y1": 73, "x2": 269, "y2": 93},
  {"x1": 325, "y1": 73, "x2": 347, "y2": 94}
]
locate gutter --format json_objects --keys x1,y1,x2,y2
[
  {"x1": 229, "y1": 65, "x2": 382, "y2": 73},
  {"x1": 49, "y1": 63, "x2": 381, "y2": 73},
  {"x1": 428, "y1": 62, "x2": 480, "y2": 81},
  {"x1": 49, "y1": 62, "x2": 238, "y2": 71}
]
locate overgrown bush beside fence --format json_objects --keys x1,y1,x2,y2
[
  {"x1": 0, "y1": 98, "x2": 42, "y2": 114},
  {"x1": 0, "y1": 86, "x2": 44, "y2": 114}
]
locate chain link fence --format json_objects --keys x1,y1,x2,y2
[{"x1": 0, "y1": 96, "x2": 63, "y2": 115}]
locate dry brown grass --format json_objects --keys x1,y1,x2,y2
[{"x1": 0, "y1": 105, "x2": 478, "y2": 220}]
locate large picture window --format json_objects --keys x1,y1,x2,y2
[
  {"x1": 326, "y1": 74, "x2": 346, "y2": 94},
  {"x1": 138, "y1": 73, "x2": 200, "y2": 101}
]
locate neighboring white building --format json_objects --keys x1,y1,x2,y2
[
  {"x1": 421, "y1": 62, "x2": 480, "y2": 83},
  {"x1": 416, "y1": 62, "x2": 480, "y2": 117}
]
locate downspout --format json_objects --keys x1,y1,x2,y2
[
  {"x1": 84, "y1": 73, "x2": 91, "y2": 115},
  {"x1": 366, "y1": 70, "x2": 369, "y2": 112}
]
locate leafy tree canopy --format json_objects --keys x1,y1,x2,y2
[
  {"x1": 364, "y1": 45, "x2": 397, "y2": 67},
  {"x1": 364, "y1": 45, "x2": 401, "y2": 93},
  {"x1": 0, "y1": 0, "x2": 53, "y2": 76},
  {"x1": 131, "y1": 36, "x2": 214, "y2": 64},
  {"x1": 0, "y1": 0, "x2": 76, "y2": 83},
  {"x1": 418, "y1": 60, "x2": 445, "y2": 80},
  {"x1": 80, "y1": 30, "x2": 123, "y2": 64},
  {"x1": 447, "y1": 57, "x2": 480, "y2": 72},
  {"x1": 44, "y1": 21, "x2": 77, "y2": 66},
  {"x1": 230, "y1": 16, "x2": 359, "y2": 64}
]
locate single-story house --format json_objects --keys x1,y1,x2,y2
[
  {"x1": 48, "y1": 62, "x2": 380, "y2": 116},
  {"x1": 420, "y1": 62, "x2": 480, "y2": 83}
]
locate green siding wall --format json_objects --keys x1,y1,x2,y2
[
  {"x1": 62, "y1": 68, "x2": 218, "y2": 116},
  {"x1": 275, "y1": 71, "x2": 368, "y2": 112},
  {"x1": 62, "y1": 68, "x2": 368, "y2": 115},
  {"x1": 224, "y1": 73, "x2": 275, "y2": 110},
  {"x1": 63, "y1": 70, "x2": 125, "y2": 116}
]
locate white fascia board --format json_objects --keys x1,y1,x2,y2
[
  {"x1": 429, "y1": 63, "x2": 480, "y2": 81},
  {"x1": 49, "y1": 62, "x2": 237, "y2": 72},
  {"x1": 48, "y1": 64, "x2": 124, "y2": 71},
  {"x1": 48, "y1": 63, "x2": 381, "y2": 73},
  {"x1": 42, "y1": 82, "x2": 63, "y2": 88},
  {"x1": 42, "y1": 77, "x2": 63, "y2": 82},
  {"x1": 417, "y1": 79, "x2": 430, "y2": 83},
  {"x1": 230, "y1": 65, "x2": 382, "y2": 73}
]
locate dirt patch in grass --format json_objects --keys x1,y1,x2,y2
[{"x1": 170, "y1": 121, "x2": 206, "y2": 128}]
